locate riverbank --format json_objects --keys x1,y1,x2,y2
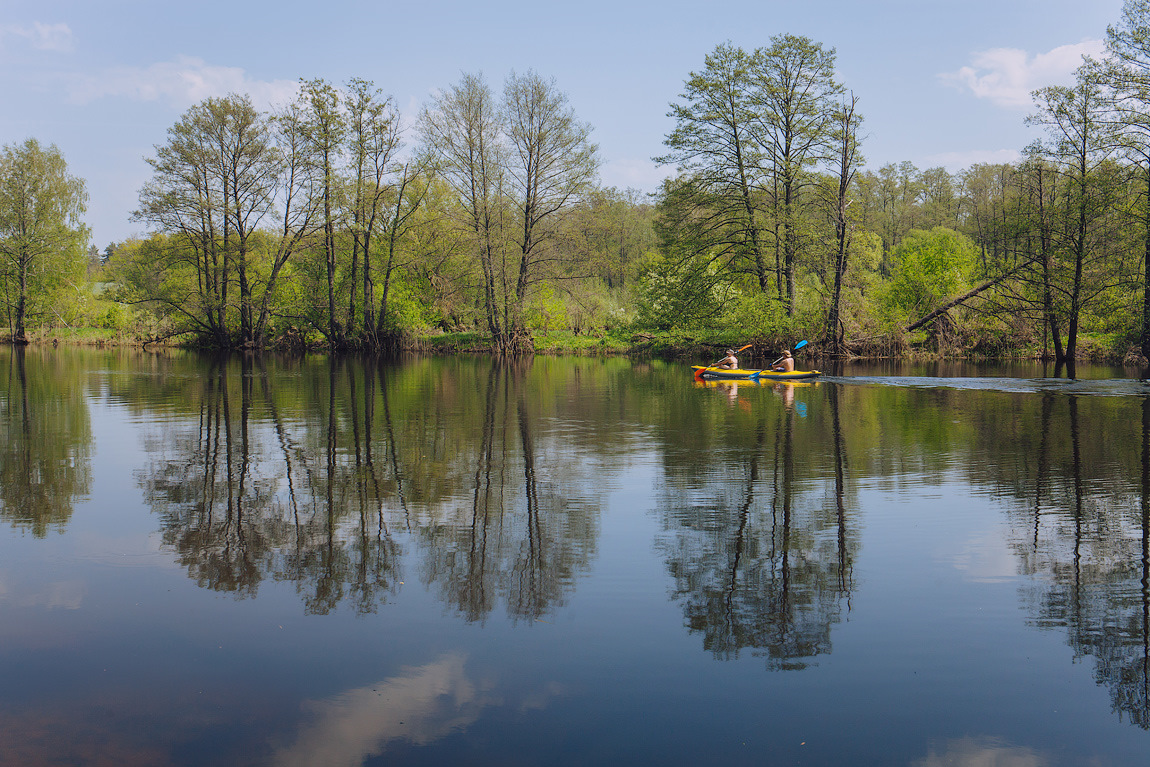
[{"x1": 5, "y1": 326, "x2": 1144, "y2": 366}]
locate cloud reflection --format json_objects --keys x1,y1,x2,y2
[
  {"x1": 273, "y1": 655, "x2": 495, "y2": 767},
  {"x1": 950, "y1": 529, "x2": 1018, "y2": 583},
  {"x1": 913, "y1": 737, "x2": 1047, "y2": 767},
  {"x1": 0, "y1": 575, "x2": 86, "y2": 610}
]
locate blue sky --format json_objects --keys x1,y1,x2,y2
[{"x1": 1, "y1": 0, "x2": 1125, "y2": 248}]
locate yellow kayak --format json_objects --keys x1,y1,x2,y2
[{"x1": 691, "y1": 366, "x2": 822, "y2": 381}]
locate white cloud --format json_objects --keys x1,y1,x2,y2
[
  {"x1": 0, "y1": 22, "x2": 73, "y2": 52},
  {"x1": 940, "y1": 40, "x2": 1105, "y2": 108},
  {"x1": 273, "y1": 654, "x2": 567, "y2": 767},
  {"x1": 0, "y1": 574, "x2": 86, "y2": 610},
  {"x1": 68, "y1": 55, "x2": 299, "y2": 110},
  {"x1": 948, "y1": 529, "x2": 1019, "y2": 583}
]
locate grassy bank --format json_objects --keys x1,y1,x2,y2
[{"x1": 7, "y1": 325, "x2": 1143, "y2": 367}]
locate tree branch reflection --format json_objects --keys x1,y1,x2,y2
[
  {"x1": 0, "y1": 347, "x2": 91, "y2": 536},
  {"x1": 659, "y1": 384, "x2": 856, "y2": 669},
  {"x1": 135, "y1": 355, "x2": 598, "y2": 622},
  {"x1": 1011, "y1": 391, "x2": 1150, "y2": 727}
]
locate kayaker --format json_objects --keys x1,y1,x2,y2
[
  {"x1": 717, "y1": 349, "x2": 738, "y2": 369},
  {"x1": 772, "y1": 350, "x2": 794, "y2": 372}
]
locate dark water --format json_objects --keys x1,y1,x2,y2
[{"x1": 3, "y1": 347, "x2": 1150, "y2": 766}]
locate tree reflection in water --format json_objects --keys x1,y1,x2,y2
[
  {"x1": 121, "y1": 352, "x2": 1150, "y2": 724},
  {"x1": 1011, "y1": 392, "x2": 1150, "y2": 727},
  {"x1": 0, "y1": 347, "x2": 91, "y2": 536},
  {"x1": 658, "y1": 382, "x2": 856, "y2": 669},
  {"x1": 135, "y1": 355, "x2": 598, "y2": 621},
  {"x1": 417, "y1": 358, "x2": 598, "y2": 623}
]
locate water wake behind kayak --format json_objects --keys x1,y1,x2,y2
[{"x1": 820, "y1": 375, "x2": 1150, "y2": 397}]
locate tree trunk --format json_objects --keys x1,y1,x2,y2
[
  {"x1": 1143, "y1": 166, "x2": 1150, "y2": 367},
  {"x1": 906, "y1": 256, "x2": 1040, "y2": 333},
  {"x1": 14, "y1": 252, "x2": 28, "y2": 343}
]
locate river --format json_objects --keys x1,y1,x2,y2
[{"x1": 2, "y1": 347, "x2": 1149, "y2": 765}]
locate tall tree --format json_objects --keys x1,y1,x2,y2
[
  {"x1": 1103, "y1": 0, "x2": 1150, "y2": 367},
  {"x1": 752, "y1": 34, "x2": 844, "y2": 316},
  {"x1": 502, "y1": 70, "x2": 599, "y2": 353},
  {"x1": 0, "y1": 139, "x2": 89, "y2": 343},
  {"x1": 135, "y1": 95, "x2": 278, "y2": 346},
  {"x1": 345, "y1": 78, "x2": 402, "y2": 342},
  {"x1": 824, "y1": 93, "x2": 864, "y2": 355},
  {"x1": 420, "y1": 73, "x2": 507, "y2": 346},
  {"x1": 374, "y1": 159, "x2": 431, "y2": 345},
  {"x1": 297, "y1": 79, "x2": 347, "y2": 348},
  {"x1": 251, "y1": 100, "x2": 324, "y2": 348},
  {"x1": 1027, "y1": 66, "x2": 1117, "y2": 365},
  {"x1": 213, "y1": 96, "x2": 278, "y2": 345},
  {"x1": 657, "y1": 43, "x2": 772, "y2": 293}
]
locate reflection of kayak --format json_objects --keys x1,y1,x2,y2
[
  {"x1": 692, "y1": 366, "x2": 822, "y2": 381},
  {"x1": 695, "y1": 377, "x2": 765, "y2": 388},
  {"x1": 695, "y1": 378, "x2": 818, "y2": 389}
]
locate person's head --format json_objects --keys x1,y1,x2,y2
[
  {"x1": 783, "y1": 350, "x2": 791, "y2": 358},
  {"x1": 725, "y1": 349, "x2": 734, "y2": 356}
]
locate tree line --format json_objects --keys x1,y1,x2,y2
[
  {"x1": 112, "y1": 71, "x2": 623, "y2": 354},
  {"x1": 6, "y1": 0, "x2": 1150, "y2": 362},
  {"x1": 647, "y1": 14, "x2": 1150, "y2": 366}
]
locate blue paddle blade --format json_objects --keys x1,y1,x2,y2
[{"x1": 794, "y1": 340, "x2": 808, "y2": 351}]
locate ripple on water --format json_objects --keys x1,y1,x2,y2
[{"x1": 821, "y1": 375, "x2": 1150, "y2": 397}]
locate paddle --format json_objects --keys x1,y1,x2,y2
[
  {"x1": 770, "y1": 339, "x2": 808, "y2": 367},
  {"x1": 750, "y1": 340, "x2": 809, "y2": 380}
]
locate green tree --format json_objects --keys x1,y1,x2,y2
[
  {"x1": 251, "y1": 99, "x2": 324, "y2": 348},
  {"x1": 657, "y1": 43, "x2": 771, "y2": 293},
  {"x1": 0, "y1": 139, "x2": 88, "y2": 342},
  {"x1": 754, "y1": 34, "x2": 844, "y2": 316},
  {"x1": 1103, "y1": 0, "x2": 1150, "y2": 363},
  {"x1": 1028, "y1": 66, "x2": 1119, "y2": 364},
  {"x1": 502, "y1": 70, "x2": 599, "y2": 353},
  {"x1": 823, "y1": 93, "x2": 864, "y2": 354},
  {"x1": 881, "y1": 227, "x2": 978, "y2": 323},
  {"x1": 420, "y1": 73, "x2": 507, "y2": 346},
  {"x1": 134, "y1": 95, "x2": 279, "y2": 346},
  {"x1": 345, "y1": 77, "x2": 402, "y2": 342},
  {"x1": 297, "y1": 79, "x2": 347, "y2": 348}
]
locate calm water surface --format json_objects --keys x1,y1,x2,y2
[{"x1": 3, "y1": 347, "x2": 1150, "y2": 766}]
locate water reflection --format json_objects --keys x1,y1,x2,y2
[
  {"x1": 658, "y1": 381, "x2": 856, "y2": 668},
  {"x1": 273, "y1": 655, "x2": 491, "y2": 767},
  {"x1": 131, "y1": 355, "x2": 600, "y2": 621},
  {"x1": 1006, "y1": 391, "x2": 1150, "y2": 728},
  {"x1": 9, "y1": 351, "x2": 1150, "y2": 761},
  {"x1": 913, "y1": 737, "x2": 1047, "y2": 767},
  {"x1": 0, "y1": 347, "x2": 91, "y2": 536}
]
